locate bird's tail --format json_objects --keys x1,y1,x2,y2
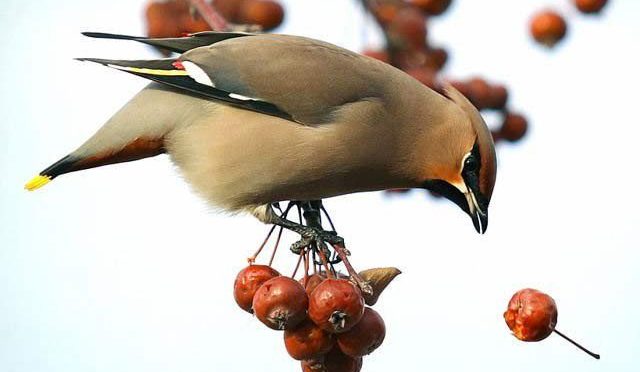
[
  {"x1": 23, "y1": 83, "x2": 190, "y2": 191},
  {"x1": 24, "y1": 137, "x2": 166, "y2": 191},
  {"x1": 25, "y1": 155, "x2": 76, "y2": 191}
]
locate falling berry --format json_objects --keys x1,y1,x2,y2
[
  {"x1": 504, "y1": 288, "x2": 557, "y2": 341},
  {"x1": 504, "y1": 288, "x2": 600, "y2": 359}
]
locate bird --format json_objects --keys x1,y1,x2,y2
[{"x1": 25, "y1": 31, "x2": 497, "y2": 244}]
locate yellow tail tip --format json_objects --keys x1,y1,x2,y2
[{"x1": 24, "y1": 175, "x2": 51, "y2": 191}]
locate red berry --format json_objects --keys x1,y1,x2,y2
[
  {"x1": 337, "y1": 307, "x2": 386, "y2": 357},
  {"x1": 406, "y1": 66, "x2": 438, "y2": 90},
  {"x1": 300, "y1": 347, "x2": 363, "y2": 372},
  {"x1": 500, "y1": 112, "x2": 528, "y2": 142},
  {"x1": 309, "y1": 279, "x2": 365, "y2": 334},
  {"x1": 300, "y1": 274, "x2": 326, "y2": 296},
  {"x1": 284, "y1": 319, "x2": 335, "y2": 360},
  {"x1": 213, "y1": 0, "x2": 245, "y2": 21},
  {"x1": 426, "y1": 47, "x2": 448, "y2": 70},
  {"x1": 233, "y1": 265, "x2": 280, "y2": 313},
  {"x1": 252, "y1": 276, "x2": 308, "y2": 330},
  {"x1": 574, "y1": 0, "x2": 608, "y2": 14},
  {"x1": 464, "y1": 77, "x2": 492, "y2": 110},
  {"x1": 324, "y1": 346, "x2": 363, "y2": 372},
  {"x1": 145, "y1": 1, "x2": 180, "y2": 39},
  {"x1": 504, "y1": 288, "x2": 558, "y2": 341},
  {"x1": 389, "y1": 7, "x2": 427, "y2": 50},
  {"x1": 239, "y1": 0, "x2": 285, "y2": 30},
  {"x1": 530, "y1": 10, "x2": 568, "y2": 48},
  {"x1": 409, "y1": 0, "x2": 453, "y2": 16},
  {"x1": 487, "y1": 84, "x2": 509, "y2": 110},
  {"x1": 372, "y1": 3, "x2": 399, "y2": 25},
  {"x1": 449, "y1": 80, "x2": 471, "y2": 97},
  {"x1": 362, "y1": 49, "x2": 390, "y2": 64},
  {"x1": 180, "y1": 14, "x2": 212, "y2": 34},
  {"x1": 491, "y1": 130, "x2": 502, "y2": 143},
  {"x1": 300, "y1": 359, "x2": 324, "y2": 371}
]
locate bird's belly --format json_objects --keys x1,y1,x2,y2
[{"x1": 165, "y1": 106, "x2": 401, "y2": 211}]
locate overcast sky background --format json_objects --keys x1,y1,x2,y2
[{"x1": 1, "y1": 0, "x2": 639, "y2": 371}]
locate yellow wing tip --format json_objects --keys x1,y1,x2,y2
[{"x1": 24, "y1": 175, "x2": 51, "y2": 191}]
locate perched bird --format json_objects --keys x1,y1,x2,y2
[{"x1": 25, "y1": 31, "x2": 497, "y2": 239}]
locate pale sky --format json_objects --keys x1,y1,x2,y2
[{"x1": 1, "y1": 1, "x2": 639, "y2": 371}]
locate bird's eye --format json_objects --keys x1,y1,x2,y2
[{"x1": 464, "y1": 155, "x2": 479, "y2": 172}]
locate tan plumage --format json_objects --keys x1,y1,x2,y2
[{"x1": 26, "y1": 32, "x2": 496, "y2": 233}]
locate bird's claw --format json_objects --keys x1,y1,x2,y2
[{"x1": 289, "y1": 227, "x2": 344, "y2": 256}]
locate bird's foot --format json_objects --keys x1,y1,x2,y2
[
  {"x1": 290, "y1": 227, "x2": 343, "y2": 250},
  {"x1": 289, "y1": 226, "x2": 343, "y2": 258},
  {"x1": 268, "y1": 200, "x2": 371, "y2": 295}
]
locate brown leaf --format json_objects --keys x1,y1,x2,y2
[{"x1": 358, "y1": 267, "x2": 402, "y2": 306}]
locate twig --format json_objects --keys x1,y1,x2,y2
[{"x1": 188, "y1": 0, "x2": 228, "y2": 31}]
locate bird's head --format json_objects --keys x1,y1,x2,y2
[{"x1": 421, "y1": 84, "x2": 497, "y2": 234}]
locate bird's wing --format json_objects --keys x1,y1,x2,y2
[
  {"x1": 76, "y1": 57, "x2": 295, "y2": 121},
  {"x1": 82, "y1": 31, "x2": 254, "y2": 54},
  {"x1": 79, "y1": 33, "x2": 394, "y2": 125}
]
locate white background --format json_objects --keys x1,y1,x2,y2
[{"x1": 1, "y1": 0, "x2": 639, "y2": 371}]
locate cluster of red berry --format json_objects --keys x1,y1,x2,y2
[
  {"x1": 361, "y1": 0, "x2": 528, "y2": 150},
  {"x1": 530, "y1": 0, "x2": 609, "y2": 48},
  {"x1": 233, "y1": 264, "x2": 390, "y2": 372}
]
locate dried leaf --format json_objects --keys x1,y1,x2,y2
[{"x1": 358, "y1": 267, "x2": 402, "y2": 306}]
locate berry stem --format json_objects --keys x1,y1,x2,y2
[
  {"x1": 303, "y1": 249, "x2": 310, "y2": 283},
  {"x1": 188, "y1": 0, "x2": 228, "y2": 31},
  {"x1": 268, "y1": 226, "x2": 284, "y2": 266},
  {"x1": 248, "y1": 225, "x2": 276, "y2": 264},
  {"x1": 291, "y1": 248, "x2": 305, "y2": 278},
  {"x1": 331, "y1": 243, "x2": 373, "y2": 295},
  {"x1": 316, "y1": 243, "x2": 334, "y2": 278},
  {"x1": 553, "y1": 329, "x2": 600, "y2": 360}
]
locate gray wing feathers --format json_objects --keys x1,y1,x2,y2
[
  {"x1": 182, "y1": 35, "x2": 393, "y2": 124},
  {"x1": 82, "y1": 31, "x2": 253, "y2": 53}
]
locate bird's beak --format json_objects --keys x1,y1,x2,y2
[
  {"x1": 464, "y1": 185, "x2": 488, "y2": 234},
  {"x1": 422, "y1": 179, "x2": 488, "y2": 234}
]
